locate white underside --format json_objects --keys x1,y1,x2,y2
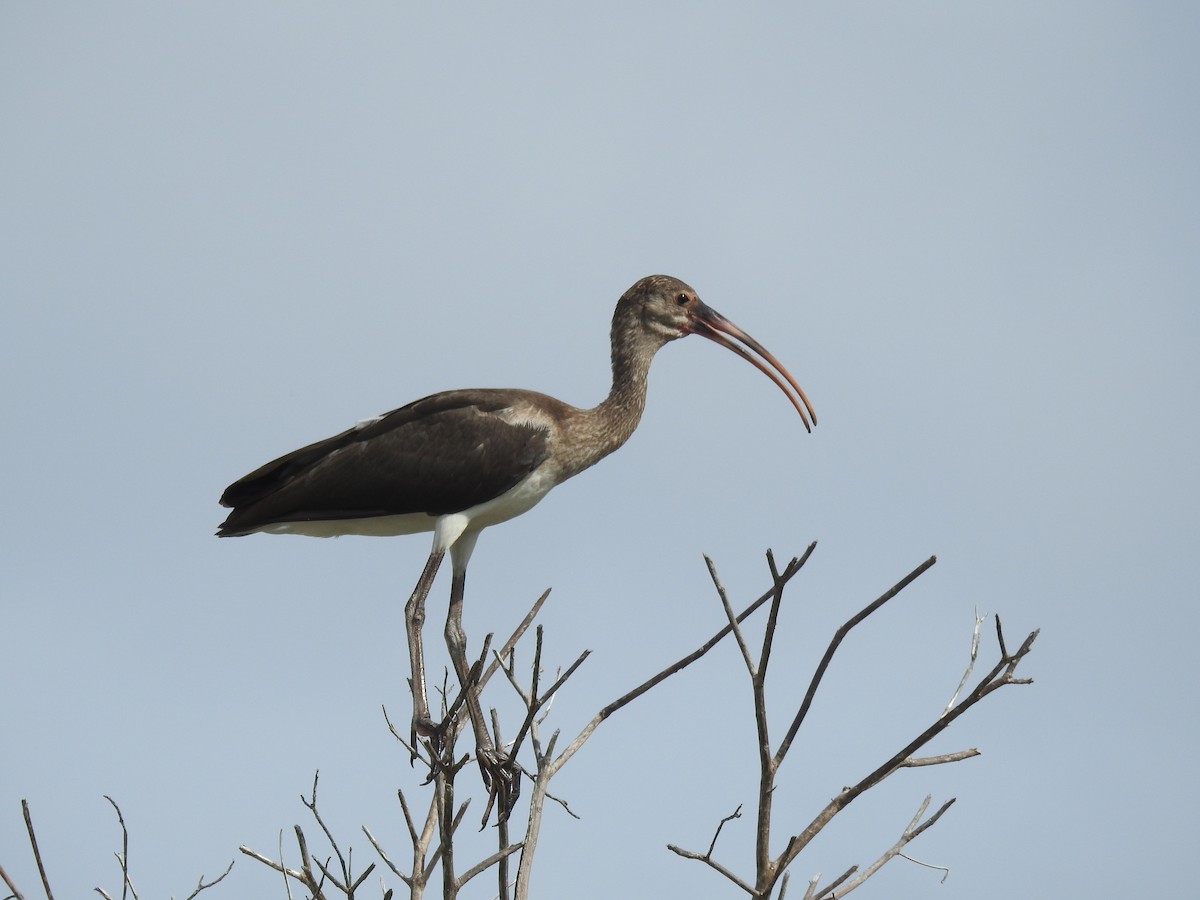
[{"x1": 257, "y1": 463, "x2": 559, "y2": 557}]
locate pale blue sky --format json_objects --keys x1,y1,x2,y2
[{"x1": 2, "y1": 4, "x2": 1197, "y2": 898}]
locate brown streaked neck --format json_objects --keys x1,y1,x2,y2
[{"x1": 556, "y1": 301, "x2": 670, "y2": 480}]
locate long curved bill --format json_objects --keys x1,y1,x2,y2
[{"x1": 685, "y1": 301, "x2": 817, "y2": 433}]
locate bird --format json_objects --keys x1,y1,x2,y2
[{"x1": 217, "y1": 274, "x2": 816, "y2": 819}]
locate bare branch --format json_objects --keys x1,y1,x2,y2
[
  {"x1": 775, "y1": 622, "x2": 1037, "y2": 880},
  {"x1": 291, "y1": 826, "x2": 326, "y2": 897},
  {"x1": 707, "y1": 805, "x2": 743, "y2": 858},
  {"x1": 508, "y1": 646, "x2": 590, "y2": 762},
  {"x1": 0, "y1": 862, "x2": 26, "y2": 900},
  {"x1": 540, "y1": 787, "x2": 581, "y2": 820},
  {"x1": 665, "y1": 804, "x2": 755, "y2": 895},
  {"x1": 237, "y1": 844, "x2": 304, "y2": 882},
  {"x1": 454, "y1": 842, "x2": 523, "y2": 888},
  {"x1": 900, "y1": 749, "x2": 980, "y2": 767},
  {"x1": 276, "y1": 830, "x2": 295, "y2": 900},
  {"x1": 479, "y1": 589, "x2": 552, "y2": 691},
  {"x1": 775, "y1": 555, "x2": 938, "y2": 767},
  {"x1": 361, "y1": 827, "x2": 402, "y2": 881},
  {"x1": 707, "y1": 556, "x2": 756, "y2": 677},
  {"x1": 182, "y1": 861, "x2": 235, "y2": 899},
  {"x1": 944, "y1": 609, "x2": 986, "y2": 715},
  {"x1": 897, "y1": 852, "x2": 950, "y2": 883},
  {"x1": 905, "y1": 797, "x2": 955, "y2": 844},
  {"x1": 299, "y1": 773, "x2": 351, "y2": 890},
  {"x1": 396, "y1": 787, "x2": 420, "y2": 847},
  {"x1": 666, "y1": 843, "x2": 761, "y2": 896},
  {"x1": 100, "y1": 796, "x2": 134, "y2": 900},
  {"x1": 757, "y1": 549, "x2": 789, "y2": 688},
  {"x1": 494, "y1": 647, "x2": 529, "y2": 705},
  {"x1": 817, "y1": 796, "x2": 955, "y2": 897},
  {"x1": 553, "y1": 545, "x2": 817, "y2": 775},
  {"x1": 612, "y1": 545, "x2": 814, "y2": 718},
  {"x1": 810, "y1": 865, "x2": 856, "y2": 899},
  {"x1": 21, "y1": 800, "x2": 55, "y2": 900}
]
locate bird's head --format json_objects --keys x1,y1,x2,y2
[{"x1": 617, "y1": 274, "x2": 817, "y2": 432}]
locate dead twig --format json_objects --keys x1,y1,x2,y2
[
  {"x1": 21, "y1": 800, "x2": 54, "y2": 900},
  {"x1": 100, "y1": 796, "x2": 134, "y2": 900},
  {"x1": 945, "y1": 608, "x2": 986, "y2": 715},
  {"x1": 672, "y1": 550, "x2": 1038, "y2": 899},
  {"x1": 707, "y1": 805, "x2": 744, "y2": 857},
  {"x1": 900, "y1": 749, "x2": 980, "y2": 767},
  {"x1": 773, "y1": 617, "x2": 1038, "y2": 888},
  {"x1": 181, "y1": 861, "x2": 235, "y2": 900},
  {"x1": 812, "y1": 795, "x2": 954, "y2": 897},
  {"x1": 776, "y1": 555, "x2": 939, "y2": 767},
  {"x1": 555, "y1": 544, "x2": 816, "y2": 774},
  {"x1": 0, "y1": 862, "x2": 26, "y2": 900},
  {"x1": 666, "y1": 843, "x2": 761, "y2": 896}
]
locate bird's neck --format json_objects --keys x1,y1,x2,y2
[{"x1": 558, "y1": 320, "x2": 659, "y2": 479}]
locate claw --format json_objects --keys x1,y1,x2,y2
[
  {"x1": 476, "y1": 749, "x2": 522, "y2": 826},
  {"x1": 410, "y1": 713, "x2": 441, "y2": 769},
  {"x1": 412, "y1": 715, "x2": 440, "y2": 737}
]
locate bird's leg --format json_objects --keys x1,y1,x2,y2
[
  {"x1": 405, "y1": 548, "x2": 444, "y2": 757},
  {"x1": 445, "y1": 566, "x2": 521, "y2": 823}
]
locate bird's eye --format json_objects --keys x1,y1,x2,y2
[{"x1": 676, "y1": 293, "x2": 690, "y2": 305}]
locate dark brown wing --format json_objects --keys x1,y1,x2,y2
[{"x1": 217, "y1": 389, "x2": 552, "y2": 535}]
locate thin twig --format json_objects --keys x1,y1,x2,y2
[
  {"x1": 707, "y1": 557, "x2": 756, "y2": 677},
  {"x1": 0, "y1": 862, "x2": 26, "y2": 900},
  {"x1": 897, "y1": 852, "x2": 950, "y2": 883},
  {"x1": 21, "y1": 800, "x2": 54, "y2": 900},
  {"x1": 758, "y1": 549, "x2": 789, "y2": 689},
  {"x1": 553, "y1": 545, "x2": 816, "y2": 775},
  {"x1": 300, "y1": 772, "x2": 350, "y2": 889},
  {"x1": 277, "y1": 829, "x2": 295, "y2": 900},
  {"x1": 479, "y1": 589, "x2": 552, "y2": 691},
  {"x1": 706, "y1": 805, "x2": 743, "y2": 858},
  {"x1": 818, "y1": 796, "x2": 955, "y2": 897},
  {"x1": 237, "y1": 844, "x2": 304, "y2": 883},
  {"x1": 361, "y1": 827, "x2": 403, "y2": 880},
  {"x1": 540, "y1": 787, "x2": 580, "y2": 820},
  {"x1": 776, "y1": 555, "x2": 938, "y2": 767},
  {"x1": 900, "y1": 749, "x2": 980, "y2": 767},
  {"x1": 811, "y1": 865, "x2": 856, "y2": 899},
  {"x1": 509, "y1": 648, "x2": 590, "y2": 758},
  {"x1": 101, "y1": 796, "x2": 134, "y2": 900},
  {"x1": 666, "y1": 844, "x2": 761, "y2": 896},
  {"x1": 944, "y1": 608, "x2": 986, "y2": 715},
  {"x1": 454, "y1": 842, "x2": 523, "y2": 888},
  {"x1": 776, "y1": 623, "x2": 1036, "y2": 881},
  {"x1": 182, "y1": 861, "x2": 235, "y2": 899}
]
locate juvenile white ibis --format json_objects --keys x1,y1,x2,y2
[{"x1": 217, "y1": 274, "x2": 815, "y2": 818}]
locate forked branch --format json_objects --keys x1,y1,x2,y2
[{"x1": 670, "y1": 550, "x2": 1039, "y2": 899}]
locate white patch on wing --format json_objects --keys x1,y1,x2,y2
[
  {"x1": 494, "y1": 402, "x2": 555, "y2": 431},
  {"x1": 353, "y1": 414, "x2": 386, "y2": 430}
]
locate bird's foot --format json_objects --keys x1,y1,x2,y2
[
  {"x1": 476, "y1": 747, "x2": 522, "y2": 826},
  {"x1": 412, "y1": 713, "x2": 440, "y2": 740},
  {"x1": 410, "y1": 713, "x2": 448, "y2": 768}
]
